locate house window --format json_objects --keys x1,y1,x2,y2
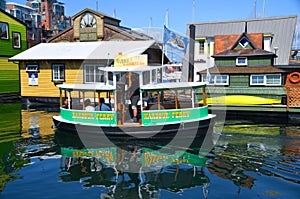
[
  {"x1": 52, "y1": 64, "x2": 65, "y2": 82},
  {"x1": 236, "y1": 57, "x2": 247, "y2": 66},
  {"x1": 202, "y1": 74, "x2": 229, "y2": 85},
  {"x1": 251, "y1": 75, "x2": 264, "y2": 85},
  {"x1": 263, "y1": 36, "x2": 272, "y2": 51},
  {"x1": 12, "y1": 32, "x2": 21, "y2": 48},
  {"x1": 0, "y1": 22, "x2": 9, "y2": 40},
  {"x1": 84, "y1": 65, "x2": 105, "y2": 83},
  {"x1": 266, "y1": 74, "x2": 281, "y2": 85},
  {"x1": 250, "y1": 74, "x2": 281, "y2": 86},
  {"x1": 199, "y1": 40, "x2": 205, "y2": 54},
  {"x1": 26, "y1": 64, "x2": 39, "y2": 73}
]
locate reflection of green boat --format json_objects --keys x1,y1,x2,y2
[
  {"x1": 61, "y1": 147, "x2": 117, "y2": 165},
  {"x1": 57, "y1": 131, "x2": 211, "y2": 197},
  {"x1": 60, "y1": 146, "x2": 208, "y2": 169},
  {"x1": 142, "y1": 148, "x2": 207, "y2": 168},
  {"x1": 59, "y1": 145, "x2": 209, "y2": 195}
]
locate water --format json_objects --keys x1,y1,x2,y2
[{"x1": 0, "y1": 103, "x2": 299, "y2": 199}]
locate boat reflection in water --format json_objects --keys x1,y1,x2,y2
[{"x1": 55, "y1": 130, "x2": 212, "y2": 198}]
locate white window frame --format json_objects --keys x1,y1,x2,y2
[
  {"x1": 84, "y1": 64, "x2": 105, "y2": 83},
  {"x1": 236, "y1": 57, "x2": 247, "y2": 66},
  {"x1": 239, "y1": 37, "x2": 249, "y2": 48},
  {"x1": 12, "y1": 32, "x2": 21, "y2": 48},
  {"x1": 0, "y1": 22, "x2": 9, "y2": 40},
  {"x1": 201, "y1": 74, "x2": 229, "y2": 85},
  {"x1": 26, "y1": 64, "x2": 39, "y2": 73},
  {"x1": 250, "y1": 74, "x2": 281, "y2": 86},
  {"x1": 52, "y1": 64, "x2": 65, "y2": 82}
]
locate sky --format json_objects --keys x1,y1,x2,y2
[{"x1": 10, "y1": 0, "x2": 300, "y2": 47}]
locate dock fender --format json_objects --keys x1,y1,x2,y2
[{"x1": 288, "y1": 72, "x2": 300, "y2": 83}]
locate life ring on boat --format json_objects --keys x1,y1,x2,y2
[{"x1": 288, "y1": 72, "x2": 300, "y2": 83}]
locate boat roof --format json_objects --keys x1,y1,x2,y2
[
  {"x1": 98, "y1": 65, "x2": 163, "y2": 72},
  {"x1": 140, "y1": 82, "x2": 206, "y2": 91},
  {"x1": 56, "y1": 84, "x2": 115, "y2": 91}
]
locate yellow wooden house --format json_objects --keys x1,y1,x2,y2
[
  {"x1": 9, "y1": 8, "x2": 165, "y2": 103},
  {"x1": 9, "y1": 40, "x2": 164, "y2": 103}
]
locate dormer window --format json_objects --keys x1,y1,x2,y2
[
  {"x1": 236, "y1": 57, "x2": 247, "y2": 66},
  {"x1": 80, "y1": 13, "x2": 96, "y2": 28},
  {"x1": 239, "y1": 37, "x2": 250, "y2": 48}
]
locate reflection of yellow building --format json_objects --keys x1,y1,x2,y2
[{"x1": 21, "y1": 110, "x2": 57, "y2": 138}]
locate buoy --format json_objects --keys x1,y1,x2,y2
[{"x1": 288, "y1": 72, "x2": 300, "y2": 83}]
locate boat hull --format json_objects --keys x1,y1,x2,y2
[{"x1": 52, "y1": 115, "x2": 215, "y2": 139}]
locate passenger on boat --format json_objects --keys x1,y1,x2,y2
[
  {"x1": 62, "y1": 99, "x2": 71, "y2": 109},
  {"x1": 130, "y1": 87, "x2": 140, "y2": 122},
  {"x1": 84, "y1": 99, "x2": 94, "y2": 111},
  {"x1": 95, "y1": 98, "x2": 111, "y2": 111}
]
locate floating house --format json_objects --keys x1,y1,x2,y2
[
  {"x1": 186, "y1": 15, "x2": 298, "y2": 105},
  {"x1": 9, "y1": 8, "x2": 166, "y2": 103},
  {"x1": 198, "y1": 32, "x2": 286, "y2": 104}
]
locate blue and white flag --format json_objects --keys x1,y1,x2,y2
[{"x1": 163, "y1": 25, "x2": 189, "y2": 54}]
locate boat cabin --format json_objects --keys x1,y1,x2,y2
[{"x1": 57, "y1": 65, "x2": 209, "y2": 127}]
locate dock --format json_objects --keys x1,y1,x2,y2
[{"x1": 209, "y1": 104, "x2": 300, "y2": 124}]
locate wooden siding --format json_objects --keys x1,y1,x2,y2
[
  {"x1": 215, "y1": 59, "x2": 235, "y2": 66},
  {"x1": 215, "y1": 57, "x2": 272, "y2": 67},
  {"x1": 0, "y1": 57, "x2": 18, "y2": 70},
  {"x1": 20, "y1": 61, "x2": 84, "y2": 97},
  {"x1": 201, "y1": 86, "x2": 285, "y2": 100},
  {"x1": 248, "y1": 57, "x2": 272, "y2": 66},
  {"x1": 230, "y1": 75, "x2": 249, "y2": 87},
  {"x1": 0, "y1": 12, "x2": 27, "y2": 57}
]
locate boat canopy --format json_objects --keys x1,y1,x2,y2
[
  {"x1": 140, "y1": 82, "x2": 206, "y2": 92},
  {"x1": 98, "y1": 65, "x2": 163, "y2": 73},
  {"x1": 56, "y1": 84, "x2": 116, "y2": 92}
]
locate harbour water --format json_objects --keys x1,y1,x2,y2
[{"x1": 0, "y1": 103, "x2": 299, "y2": 199}]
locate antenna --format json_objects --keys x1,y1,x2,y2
[
  {"x1": 149, "y1": 17, "x2": 152, "y2": 28},
  {"x1": 192, "y1": 0, "x2": 195, "y2": 22},
  {"x1": 165, "y1": 8, "x2": 169, "y2": 27},
  {"x1": 96, "y1": 0, "x2": 98, "y2": 12},
  {"x1": 263, "y1": 0, "x2": 266, "y2": 17},
  {"x1": 254, "y1": 0, "x2": 257, "y2": 18},
  {"x1": 113, "y1": 9, "x2": 116, "y2": 18}
]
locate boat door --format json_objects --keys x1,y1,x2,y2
[{"x1": 115, "y1": 72, "x2": 126, "y2": 125}]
